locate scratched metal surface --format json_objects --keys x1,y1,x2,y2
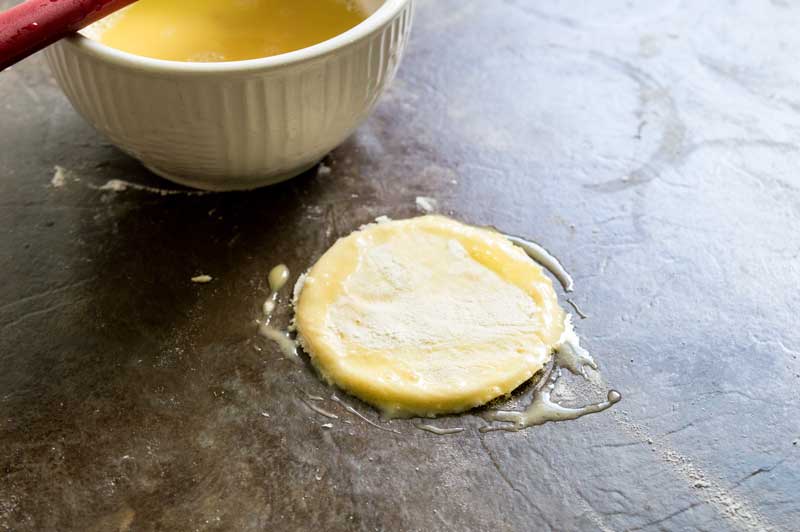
[{"x1": 1, "y1": 1, "x2": 799, "y2": 531}]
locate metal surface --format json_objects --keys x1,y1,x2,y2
[{"x1": 1, "y1": 1, "x2": 798, "y2": 530}]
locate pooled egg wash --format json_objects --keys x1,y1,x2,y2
[{"x1": 90, "y1": 0, "x2": 372, "y2": 62}]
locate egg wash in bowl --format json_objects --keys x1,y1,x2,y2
[{"x1": 85, "y1": 0, "x2": 374, "y2": 62}]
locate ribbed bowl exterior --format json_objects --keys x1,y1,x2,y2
[{"x1": 45, "y1": 1, "x2": 413, "y2": 190}]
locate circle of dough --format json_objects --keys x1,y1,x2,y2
[{"x1": 295, "y1": 215, "x2": 565, "y2": 417}]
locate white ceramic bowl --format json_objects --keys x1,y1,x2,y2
[{"x1": 45, "y1": 0, "x2": 413, "y2": 190}]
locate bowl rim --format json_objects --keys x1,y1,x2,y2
[{"x1": 61, "y1": 0, "x2": 410, "y2": 75}]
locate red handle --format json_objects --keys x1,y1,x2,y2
[{"x1": 0, "y1": 0, "x2": 137, "y2": 71}]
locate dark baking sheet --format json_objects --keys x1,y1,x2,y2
[{"x1": 1, "y1": 1, "x2": 798, "y2": 530}]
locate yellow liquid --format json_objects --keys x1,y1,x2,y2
[{"x1": 94, "y1": 0, "x2": 371, "y2": 62}]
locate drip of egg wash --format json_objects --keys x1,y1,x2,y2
[
  {"x1": 258, "y1": 264, "x2": 300, "y2": 361},
  {"x1": 481, "y1": 318, "x2": 621, "y2": 432}
]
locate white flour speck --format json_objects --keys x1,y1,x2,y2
[
  {"x1": 51, "y1": 166, "x2": 67, "y2": 188},
  {"x1": 317, "y1": 163, "x2": 332, "y2": 177},
  {"x1": 99, "y1": 179, "x2": 129, "y2": 192},
  {"x1": 415, "y1": 196, "x2": 438, "y2": 213},
  {"x1": 94, "y1": 179, "x2": 211, "y2": 196}
]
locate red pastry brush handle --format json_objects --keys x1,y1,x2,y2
[{"x1": 0, "y1": 0, "x2": 137, "y2": 71}]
